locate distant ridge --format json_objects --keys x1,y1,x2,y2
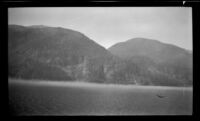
[
  {"x1": 108, "y1": 37, "x2": 193, "y2": 86},
  {"x1": 108, "y1": 38, "x2": 192, "y2": 63}
]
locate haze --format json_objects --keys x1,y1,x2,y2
[{"x1": 8, "y1": 7, "x2": 192, "y2": 50}]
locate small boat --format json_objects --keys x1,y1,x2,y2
[{"x1": 156, "y1": 94, "x2": 166, "y2": 98}]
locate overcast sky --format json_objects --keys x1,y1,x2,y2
[{"x1": 8, "y1": 7, "x2": 192, "y2": 50}]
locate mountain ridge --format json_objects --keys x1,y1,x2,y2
[
  {"x1": 108, "y1": 38, "x2": 192, "y2": 64},
  {"x1": 108, "y1": 37, "x2": 193, "y2": 86},
  {"x1": 8, "y1": 25, "x2": 193, "y2": 86}
]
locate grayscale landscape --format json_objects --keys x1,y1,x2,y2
[{"x1": 8, "y1": 7, "x2": 193, "y2": 115}]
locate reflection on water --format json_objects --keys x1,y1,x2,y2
[{"x1": 9, "y1": 79, "x2": 193, "y2": 115}]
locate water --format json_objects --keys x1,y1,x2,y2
[{"x1": 9, "y1": 79, "x2": 193, "y2": 115}]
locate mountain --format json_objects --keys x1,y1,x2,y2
[
  {"x1": 9, "y1": 25, "x2": 192, "y2": 86},
  {"x1": 8, "y1": 25, "x2": 113, "y2": 82},
  {"x1": 108, "y1": 38, "x2": 193, "y2": 86},
  {"x1": 109, "y1": 38, "x2": 192, "y2": 63}
]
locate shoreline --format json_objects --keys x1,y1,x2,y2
[{"x1": 8, "y1": 78, "x2": 193, "y2": 90}]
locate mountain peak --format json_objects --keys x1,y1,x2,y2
[
  {"x1": 9, "y1": 24, "x2": 113, "y2": 82},
  {"x1": 108, "y1": 37, "x2": 192, "y2": 63},
  {"x1": 126, "y1": 37, "x2": 163, "y2": 44},
  {"x1": 28, "y1": 25, "x2": 49, "y2": 28}
]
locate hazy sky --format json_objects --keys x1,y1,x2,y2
[{"x1": 8, "y1": 7, "x2": 192, "y2": 50}]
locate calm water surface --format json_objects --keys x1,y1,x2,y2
[{"x1": 9, "y1": 79, "x2": 193, "y2": 115}]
